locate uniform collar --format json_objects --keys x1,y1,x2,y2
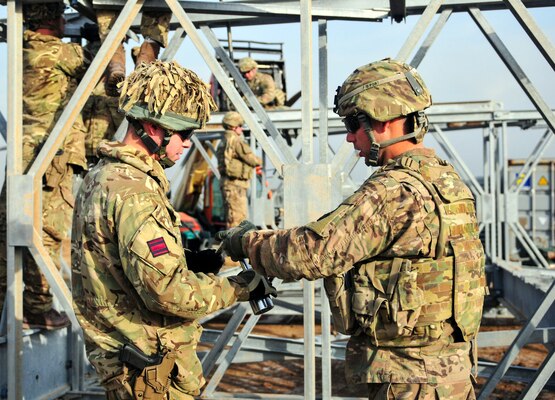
[
  {"x1": 97, "y1": 141, "x2": 169, "y2": 192},
  {"x1": 388, "y1": 148, "x2": 435, "y2": 165}
]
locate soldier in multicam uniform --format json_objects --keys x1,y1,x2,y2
[
  {"x1": 238, "y1": 57, "x2": 286, "y2": 110},
  {"x1": 218, "y1": 58, "x2": 487, "y2": 399},
  {"x1": 96, "y1": 9, "x2": 172, "y2": 96},
  {"x1": 0, "y1": 1, "x2": 89, "y2": 329},
  {"x1": 71, "y1": 60, "x2": 276, "y2": 400},
  {"x1": 216, "y1": 111, "x2": 262, "y2": 229}
]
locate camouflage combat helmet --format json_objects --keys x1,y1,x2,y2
[
  {"x1": 238, "y1": 57, "x2": 258, "y2": 73},
  {"x1": 333, "y1": 58, "x2": 432, "y2": 166},
  {"x1": 119, "y1": 60, "x2": 217, "y2": 167},
  {"x1": 222, "y1": 111, "x2": 244, "y2": 129},
  {"x1": 23, "y1": 2, "x2": 65, "y2": 28}
]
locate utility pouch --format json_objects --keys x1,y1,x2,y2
[
  {"x1": 226, "y1": 158, "x2": 246, "y2": 179},
  {"x1": 119, "y1": 343, "x2": 177, "y2": 400},
  {"x1": 133, "y1": 350, "x2": 177, "y2": 400},
  {"x1": 323, "y1": 269, "x2": 357, "y2": 335}
]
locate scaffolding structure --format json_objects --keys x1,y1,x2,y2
[{"x1": 1, "y1": 0, "x2": 555, "y2": 399}]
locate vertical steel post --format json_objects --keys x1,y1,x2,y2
[
  {"x1": 300, "y1": 1, "x2": 315, "y2": 399},
  {"x1": 6, "y1": 1, "x2": 23, "y2": 399},
  {"x1": 318, "y1": 18, "x2": 332, "y2": 400}
]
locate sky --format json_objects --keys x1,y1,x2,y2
[{"x1": 0, "y1": 4, "x2": 554, "y2": 182}]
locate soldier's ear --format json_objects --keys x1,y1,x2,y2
[{"x1": 372, "y1": 120, "x2": 387, "y2": 135}]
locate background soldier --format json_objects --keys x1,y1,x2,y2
[
  {"x1": 238, "y1": 57, "x2": 286, "y2": 110},
  {"x1": 0, "y1": 1, "x2": 89, "y2": 329},
  {"x1": 96, "y1": 10, "x2": 172, "y2": 96},
  {"x1": 217, "y1": 111, "x2": 262, "y2": 229},
  {"x1": 81, "y1": 38, "x2": 124, "y2": 167},
  {"x1": 218, "y1": 58, "x2": 487, "y2": 400},
  {"x1": 71, "y1": 60, "x2": 276, "y2": 399}
]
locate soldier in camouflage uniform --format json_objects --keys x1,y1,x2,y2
[
  {"x1": 218, "y1": 59, "x2": 487, "y2": 400},
  {"x1": 0, "y1": 2, "x2": 89, "y2": 329},
  {"x1": 96, "y1": 9, "x2": 172, "y2": 96},
  {"x1": 82, "y1": 40, "x2": 125, "y2": 166},
  {"x1": 216, "y1": 111, "x2": 262, "y2": 229},
  {"x1": 238, "y1": 57, "x2": 286, "y2": 110},
  {"x1": 72, "y1": 60, "x2": 276, "y2": 400}
]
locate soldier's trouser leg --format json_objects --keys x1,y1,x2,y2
[
  {"x1": 368, "y1": 380, "x2": 476, "y2": 400},
  {"x1": 96, "y1": 10, "x2": 126, "y2": 96},
  {"x1": 221, "y1": 182, "x2": 248, "y2": 229},
  {"x1": 96, "y1": 10, "x2": 118, "y2": 42},
  {"x1": 23, "y1": 158, "x2": 75, "y2": 313},
  {"x1": 140, "y1": 12, "x2": 171, "y2": 48},
  {"x1": 134, "y1": 12, "x2": 171, "y2": 66},
  {"x1": 0, "y1": 161, "x2": 53, "y2": 313}
]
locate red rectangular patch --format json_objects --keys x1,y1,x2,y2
[{"x1": 147, "y1": 237, "x2": 169, "y2": 257}]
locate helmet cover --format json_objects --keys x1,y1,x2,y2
[
  {"x1": 334, "y1": 58, "x2": 432, "y2": 121},
  {"x1": 24, "y1": 2, "x2": 65, "y2": 26},
  {"x1": 119, "y1": 60, "x2": 217, "y2": 134},
  {"x1": 222, "y1": 111, "x2": 244, "y2": 128},
  {"x1": 238, "y1": 57, "x2": 258, "y2": 73}
]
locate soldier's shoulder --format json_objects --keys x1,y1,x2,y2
[
  {"x1": 94, "y1": 160, "x2": 159, "y2": 197},
  {"x1": 257, "y1": 72, "x2": 274, "y2": 83}
]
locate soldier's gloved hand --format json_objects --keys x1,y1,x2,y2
[
  {"x1": 228, "y1": 270, "x2": 277, "y2": 301},
  {"x1": 185, "y1": 249, "x2": 224, "y2": 275},
  {"x1": 215, "y1": 220, "x2": 256, "y2": 261},
  {"x1": 80, "y1": 23, "x2": 100, "y2": 43}
]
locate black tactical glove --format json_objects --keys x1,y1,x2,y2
[
  {"x1": 215, "y1": 220, "x2": 256, "y2": 261},
  {"x1": 228, "y1": 270, "x2": 277, "y2": 302},
  {"x1": 185, "y1": 249, "x2": 225, "y2": 275},
  {"x1": 80, "y1": 23, "x2": 100, "y2": 43}
]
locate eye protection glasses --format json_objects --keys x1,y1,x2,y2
[
  {"x1": 168, "y1": 129, "x2": 195, "y2": 141},
  {"x1": 342, "y1": 113, "x2": 365, "y2": 133}
]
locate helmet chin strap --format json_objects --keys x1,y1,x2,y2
[
  {"x1": 358, "y1": 114, "x2": 380, "y2": 167},
  {"x1": 359, "y1": 113, "x2": 426, "y2": 167},
  {"x1": 130, "y1": 119, "x2": 174, "y2": 168}
]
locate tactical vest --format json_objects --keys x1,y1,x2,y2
[
  {"x1": 216, "y1": 132, "x2": 254, "y2": 181},
  {"x1": 350, "y1": 156, "x2": 486, "y2": 347}
]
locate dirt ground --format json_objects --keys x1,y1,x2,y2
[{"x1": 204, "y1": 319, "x2": 555, "y2": 399}]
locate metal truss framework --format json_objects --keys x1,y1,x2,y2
[{"x1": 1, "y1": 0, "x2": 555, "y2": 399}]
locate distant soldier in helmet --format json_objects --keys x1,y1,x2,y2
[
  {"x1": 71, "y1": 60, "x2": 276, "y2": 399},
  {"x1": 216, "y1": 111, "x2": 262, "y2": 229},
  {"x1": 238, "y1": 57, "x2": 286, "y2": 110},
  {"x1": 217, "y1": 58, "x2": 486, "y2": 399},
  {"x1": 0, "y1": 1, "x2": 90, "y2": 330}
]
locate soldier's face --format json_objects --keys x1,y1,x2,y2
[
  {"x1": 165, "y1": 133, "x2": 192, "y2": 162},
  {"x1": 346, "y1": 123, "x2": 372, "y2": 159},
  {"x1": 243, "y1": 68, "x2": 256, "y2": 81}
]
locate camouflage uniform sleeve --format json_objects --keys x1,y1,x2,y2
[
  {"x1": 242, "y1": 178, "x2": 422, "y2": 280},
  {"x1": 256, "y1": 73, "x2": 276, "y2": 106},
  {"x1": 57, "y1": 42, "x2": 90, "y2": 79},
  {"x1": 234, "y1": 140, "x2": 262, "y2": 167},
  {"x1": 117, "y1": 193, "x2": 239, "y2": 319}
]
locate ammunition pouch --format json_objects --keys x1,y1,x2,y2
[
  {"x1": 353, "y1": 258, "x2": 429, "y2": 346},
  {"x1": 119, "y1": 343, "x2": 177, "y2": 400},
  {"x1": 226, "y1": 158, "x2": 252, "y2": 180},
  {"x1": 323, "y1": 269, "x2": 357, "y2": 335}
]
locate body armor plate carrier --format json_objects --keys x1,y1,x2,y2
[{"x1": 326, "y1": 155, "x2": 487, "y2": 347}]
